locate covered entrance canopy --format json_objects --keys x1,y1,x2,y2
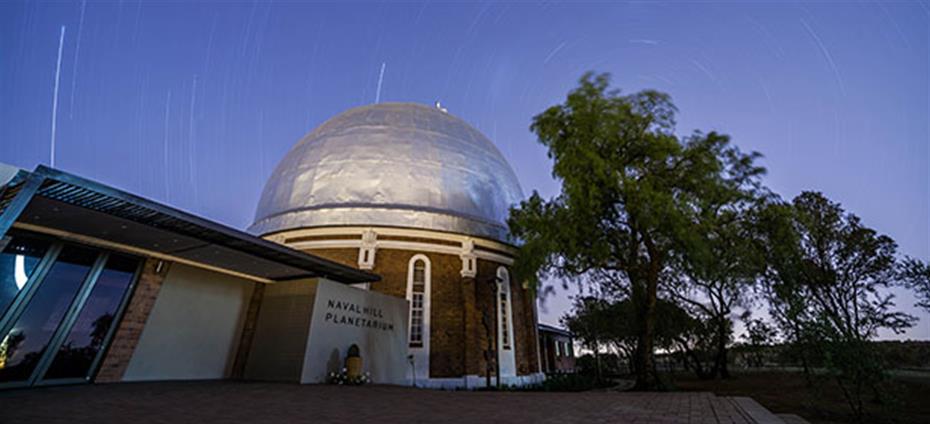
[
  {"x1": 0, "y1": 165, "x2": 379, "y2": 284},
  {"x1": 0, "y1": 164, "x2": 380, "y2": 390}
]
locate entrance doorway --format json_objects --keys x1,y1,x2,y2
[{"x1": 0, "y1": 232, "x2": 140, "y2": 389}]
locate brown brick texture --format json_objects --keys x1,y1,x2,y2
[
  {"x1": 94, "y1": 259, "x2": 171, "y2": 383},
  {"x1": 303, "y1": 246, "x2": 539, "y2": 378}
]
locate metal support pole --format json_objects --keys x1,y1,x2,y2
[{"x1": 0, "y1": 172, "x2": 45, "y2": 240}]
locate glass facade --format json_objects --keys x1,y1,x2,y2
[
  {"x1": 0, "y1": 235, "x2": 51, "y2": 318},
  {"x1": 0, "y1": 232, "x2": 140, "y2": 388},
  {"x1": 0, "y1": 246, "x2": 97, "y2": 383},
  {"x1": 43, "y1": 254, "x2": 137, "y2": 380}
]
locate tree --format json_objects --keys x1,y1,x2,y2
[
  {"x1": 657, "y1": 299, "x2": 715, "y2": 377},
  {"x1": 563, "y1": 295, "x2": 697, "y2": 378},
  {"x1": 508, "y1": 72, "x2": 763, "y2": 389},
  {"x1": 562, "y1": 296, "x2": 618, "y2": 381},
  {"x1": 755, "y1": 192, "x2": 916, "y2": 421},
  {"x1": 898, "y1": 257, "x2": 930, "y2": 313},
  {"x1": 740, "y1": 317, "x2": 777, "y2": 368},
  {"x1": 667, "y1": 204, "x2": 763, "y2": 379}
]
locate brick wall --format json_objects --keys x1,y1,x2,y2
[
  {"x1": 540, "y1": 333, "x2": 576, "y2": 373},
  {"x1": 230, "y1": 282, "x2": 265, "y2": 379},
  {"x1": 510, "y1": 269, "x2": 540, "y2": 375},
  {"x1": 303, "y1": 244, "x2": 539, "y2": 378},
  {"x1": 94, "y1": 258, "x2": 171, "y2": 383}
]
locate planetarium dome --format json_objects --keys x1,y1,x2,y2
[{"x1": 250, "y1": 102, "x2": 524, "y2": 242}]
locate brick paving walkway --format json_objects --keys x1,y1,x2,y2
[{"x1": 0, "y1": 381, "x2": 778, "y2": 423}]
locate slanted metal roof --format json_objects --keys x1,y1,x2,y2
[
  {"x1": 0, "y1": 165, "x2": 379, "y2": 284},
  {"x1": 537, "y1": 323, "x2": 573, "y2": 337}
]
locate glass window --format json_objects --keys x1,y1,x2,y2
[
  {"x1": 0, "y1": 246, "x2": 97, "y2": 383},
  {"x1": 408, "y1": 259, "x2": 426, "y2": 347},
  {"x1": 0, "y1": 235, "x2": 51, "y2": 318},
  {"x1": 43, "y1": 254, "x2": 138, "y2": 381}
]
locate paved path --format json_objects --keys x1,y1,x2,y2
[{"x1": 0, "y1": 381, "x2": 785, "y2": 423}]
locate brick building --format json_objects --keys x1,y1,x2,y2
[
  {"x1": 0, "y1": 102, "x2": 542, "y2": 390},
  {"x1": 251, "y1": 103, "x2": 543, "y2": 388},
  {"x1": 538, "y1": 323, "x2": 576, "y2": 374}
]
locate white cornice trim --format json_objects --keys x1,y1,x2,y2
[
  {"x1": 288, "y1": 238, "x2": 515, "y2": 266},
  {"x1": 270, "y1": 226, "x2": 518, "y2": 255}
]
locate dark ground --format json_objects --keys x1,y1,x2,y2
[
  {"x1": 0, "y1": 380, "x2": 762, "y2": 424},
  {"x1": 672, "y1": 370, "x2": 930, "y2": 424}
]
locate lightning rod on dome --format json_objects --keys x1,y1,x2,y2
[{"x1": 434, "y1": 101, "x2": 448, "y2": 113}]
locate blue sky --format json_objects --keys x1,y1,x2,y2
[{"x1": 1, "y1": 1, "x2": 927, "y2": 340}]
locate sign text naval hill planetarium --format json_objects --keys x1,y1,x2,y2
[{"x1": 322, "y1": 299, "x2": 396, "y2": 331}]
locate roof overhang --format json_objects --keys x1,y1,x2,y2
[
  {"x1": 537, "y1": 323, "x2": 573, "y2": 337},
  {"x1": 0, "y1": 165, "x2": 379, "y2": 284}
]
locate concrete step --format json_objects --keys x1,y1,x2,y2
[
  {"x1": 727, "y1": 396, "x2": 787, "y2": 424},
  {"x1": 776, "y1": 414, "x2": 811, "y2": 424}
]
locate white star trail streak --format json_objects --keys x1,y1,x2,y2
[
  {"x1": 801, "y1": 18, "x2": 846, "y2": 97},
  {"x1": 50, "y1": 25, "x2": 66, "y2": 168},
  {"x1": 188, "y1": 75, "x2": 199, "y2": 208},
  {"x1": 375, "y1": 62, "x2": 386, "y2": 103},
  {"x1": 163, "y1": 90, "x2": 172, "y2": 202},
  {"x1": 68, "y1": 0, "x2": 86, "y2": 118}
]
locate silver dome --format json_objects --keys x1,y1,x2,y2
[{"x1": 250, "y1": 103, "x2": 524, "y2": 242}]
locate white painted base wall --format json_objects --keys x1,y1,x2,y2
[
  {"x1": 408, "y1": 373, "x2": 546, "y2": 390},
  {"x1": 122, "y1": 264, "x2": 253, "y2": 381}
]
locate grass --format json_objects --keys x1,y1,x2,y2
[{"x1": 670, "y1": 370, "x2": 930, "y2": 424}]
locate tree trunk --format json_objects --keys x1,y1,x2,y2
[
  {"x1": 716, "y1": 317, "x2": 730, "y2": 379},
  {"x1": 633, "y1": 273, "x2": 660, "y2": 390}
]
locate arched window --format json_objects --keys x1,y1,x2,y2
[{"x1": 407, "y1": 255, "x2": 430, "y2": 348}]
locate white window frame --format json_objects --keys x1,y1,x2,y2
[
  {"x1": 406, "y1": 255, "x2": 431, "y2": 348},
  {"x1": 406, "y1": 254, "x2": 431, "y2": 382},
  {"x1": 495, "y1": 266, "x2": 517, "y2": 377}
]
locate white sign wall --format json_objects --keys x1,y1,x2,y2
[{"x1": 301, "y1": 279, "x2": 409, "y2": 385}]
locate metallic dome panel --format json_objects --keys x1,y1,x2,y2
[{"x1": 250, "y1": 103, "x2": 524, "y2": 242}]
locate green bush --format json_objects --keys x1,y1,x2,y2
[{"x1": 522, "y1": 373, "x2": 612, "y2": 392}]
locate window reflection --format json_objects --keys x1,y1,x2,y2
[
  {"x1": 43, "y1": 254, "x2": 137, "y2": 380},
  {"x1": 0, "y1": 236, "x2": 51, "y2": 318},
  {"x1": 0, "y1": 246, "x2": 97, "y2": 383}
]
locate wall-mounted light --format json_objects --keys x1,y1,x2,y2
[{"x1": 14, "y1": 255, "x2": 27, "y2": 290}]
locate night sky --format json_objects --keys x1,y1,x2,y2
[{"x1": 1, "y1": 1, "x2": 927, "y2": 340}]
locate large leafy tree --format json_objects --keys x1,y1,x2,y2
[
  {"x1": 508, "y1": 73, "x2": 763, "y2": 389},
  {"x1": 755, "y1": 191, "x2": 915, "y2": 420}
]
